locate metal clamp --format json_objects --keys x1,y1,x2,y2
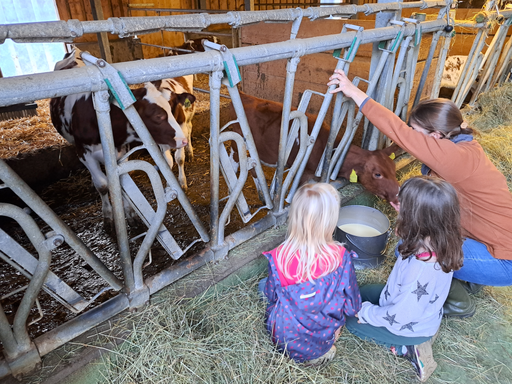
[
  {"x1": 81, "y1": 51, "x2": 136, "y2": 110},
  {"x1": 203, "y1": 40, "x2": 241, "y2": 87},
  {"x1": 402, "y1": 17, "x2": 423, "y2": 46},
  {"x1": 333, "y1": 24, "x2": 364, "y2": 63},
  {"x1": 379, "y1": 20, "x2": 406, "y2": 54}
]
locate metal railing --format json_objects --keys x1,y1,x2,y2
[{"x1": 0, "y1": 1, "x2": 511, "y2": 379}]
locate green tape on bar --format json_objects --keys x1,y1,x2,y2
[
  {"x1": 223, "y1": 61, "x2": 234, "y2": 87},
  {"x1": 233, "y1": 55, "x2": 241, "y2": 82},
  {"x1": 333, "y1": 49, "x2": 342, "y2": 58},
  {"x1": 104, "y1": 78, "x2": 125, "y2": 110}
]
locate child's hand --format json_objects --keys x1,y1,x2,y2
[
  {"x1": 390, "y1": 201, "x2": 400, "y2": 212},
  {"x1": 327, "y1": 70, "x2": 368, "y2": 106},
  {"x1": 355, "y1": 313, "x2": 361, "y2": 324}
]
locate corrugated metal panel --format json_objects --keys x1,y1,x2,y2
[{"x1": 0, "y1": 0, "x2": 66, "y2": 77}]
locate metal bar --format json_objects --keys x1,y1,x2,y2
[
  {"x1": 0, "y1": 204, "x2": 51, "y2": 356},
  {"x1": 92, "y1": 90, "x2": 135, "y2": 293},
  {"x1": 430, "y1": 31, "x2": 452, "y2": 98},
  {"x1": 0, "y1": 2, "x2": 458, "y2": 44},
  {"x1": 128, "y1": 8, "x2": 230, "y2": 13},
  {"x1": 209, "y1": 70, "x2": 223, "y2": 245},
  {"x1": 494, "y1": 34, "x2": 512, "y2": 86},
  {"x1": 217, "y1": 132, "x2": 249, "y2": 245},
  {"x1": 279, "y1": 111, "x2": 308, "y2": 210},
  {"x1": 451, "y1": 27, "x2": 485, "y2": 105},
  {"x1": 273, "y1": 56, "x2": 300, "y2": 213},
  {"x1": 412, "y1": 29, "x2": 442, "y2": 107},
  {"x1": 0, "y1": 160, "x2": 123, "y2": 290},
  {"x1": 118, "y1": 161, "x2": 168, "y2": 290},
  {"x1": 0, "y1": 20, "x2": 448, "y2": 107}
]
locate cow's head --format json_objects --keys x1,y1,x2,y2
[
  {"x1": 54, "y1": 48, "x2": 85, "y2": 71},
  {"x1": 341, "y1": 144, "x2": 401, "y2": 205},
  {"x1": 133, "y1": 82, "x2": 188, "y2": 149}
]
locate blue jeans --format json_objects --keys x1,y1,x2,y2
[
  {"x1": 345, "y1": 285, "x2": 431, "y2": 352},
  {"x1": 395, "y1": 239, "x2": 512, "y2": 286}
]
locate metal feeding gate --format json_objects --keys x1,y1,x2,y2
[{"x1": 0, "y1": 0, "x2": 511, "y2": 379}]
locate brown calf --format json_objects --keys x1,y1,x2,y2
[{"x1": 228, "y1": 92, "x2": 400, "y2": 204}]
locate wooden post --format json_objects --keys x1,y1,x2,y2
[{"x1": 90, "y1": 0, "x2": 113, "y2": 63}]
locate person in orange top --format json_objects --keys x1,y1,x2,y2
[{"x1": 327, "y1": 69, "x2": 512, "y2": 317}]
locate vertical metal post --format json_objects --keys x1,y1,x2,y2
[
  {"x1": 430, "y1": 31, "x2": 453, "y2": 99},
  {"x1": 209, "y1": 70, "x2": 223, "y2": 246},
  {"x1": 92, "y1": 90, "x2": 134, "y2": 293},
  {"x1": 412, "y1": 29, "x2": 442, "y2": 107},
  {"x1": 90, "y1": 0, "x2": 113, "y2": 63},
  {"x1": 273, "y1": 56, "x2": 300, "y2": 213}
]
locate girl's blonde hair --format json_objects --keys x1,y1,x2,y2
[{"x1": 277, "y1": 183, "x2": 342, "y2": 283}]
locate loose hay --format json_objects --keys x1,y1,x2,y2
[{"x1": 0, "y1": 99, "x2": 67, "y2": 159}]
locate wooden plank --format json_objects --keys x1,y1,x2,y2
[
  {"x1": 55, "y1": 0, "x2": 72, "y2": 20},
  {"x1": 110, "y1": 0, "x2": 124, "y2": 17},
  {"x1": 81, "y1": 0, "x2": 94, "y2": 21}
]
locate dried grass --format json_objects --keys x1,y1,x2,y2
[{"x1": 0, "y1": 99, "x2": 67, "y2": 159}]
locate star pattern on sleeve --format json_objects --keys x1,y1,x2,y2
[
  {"x1": 439, "y1": 308, "x2": 443, "y2": 318},
  {"x1": 383, "y1": 311, "x2": 399, "y2": 326},
  {"x1": 429, "y1": 294, "x2": 439, "y2": 304},
  {"x1": 384, "y1": 286, "x2": 391, "y2": 300},
  {"x1": 400, "y1": 321, "x2": 418, "y2": 332},
  {"x1": 412, "y1": 281, "x2": 429, "y2": 301}
]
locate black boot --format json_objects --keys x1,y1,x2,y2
[{"x1": 443, "y1": 279, "x2": 476, "y2": 318}]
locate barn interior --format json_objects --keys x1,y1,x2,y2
[{"x1": 1, "y1": 0, "x2": 512, "y2": 382}]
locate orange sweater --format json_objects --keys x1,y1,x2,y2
[{"x1": 362, "y1": 99, "x2": 512, "y2": 260}]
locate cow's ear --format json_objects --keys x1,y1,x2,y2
[
  {"x1": 151, "y1": 80, "x2": 163, "y2": 90},
  {"x1": 176, "y1": 92, "x2": 196, "y2": 107},
  {"x1": 382, "y1": 143, "x2": 405, "y2": 157}
]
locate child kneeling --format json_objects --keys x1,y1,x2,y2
[
  {"x1": 346, "y1": 176, "x2": 464, "y2": 381},
  {"x1": 262, "y1": 183, "x2": 362, "y2": 365}
]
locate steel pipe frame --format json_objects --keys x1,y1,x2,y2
[
  {"x1": 0, "y1": 204, "x2": 50, "y2": 376},
  {"x1": 0, "y1": 10, "x2": 463, "y2": 379},
  {"x1": 430, "y1": 30, "x2": 453, "y2": 99},
  {"x1": 0, "y1": 2, "x2": 447, "y2": 44},
  {"x1": 0, "y1": 161, "x2": 123, "y2": 290},
  {"x1": 469, "y1": 16, "x2": 512, "y2": 104}
]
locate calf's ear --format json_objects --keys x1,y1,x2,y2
[
  {"x1": 175, "y1": 92, "x2": 196, "y2": 108},
  {"x1": 381, "y1": 143, "x2": 405, "y2": 157}
]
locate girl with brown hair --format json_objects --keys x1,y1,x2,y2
[
  {"x1": 345, "y1": 176, "x2": 464, "y2": 382},
  {"x1": 328, "y1": 69, "x2": 512, "y2": 317}
]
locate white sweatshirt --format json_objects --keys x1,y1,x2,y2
[{"x1": 357, "y1": 254, "x2": 453, "y2": 337}]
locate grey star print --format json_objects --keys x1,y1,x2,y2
[
  {"x1": 429, "y1": 294, "x2": 439, "y2": 304},
  {"x1": 400, "y1": 321, "x2": 418, "y2": 332},
  {"x1": 384, "y1": 286, "x2": 391, "y2": 300},
  {"x1": 412, "y1": 281, "x2": 429, "y2": 301},
  {"x1": 383, "y1": 311, "x2": 399, "y2": 326}
]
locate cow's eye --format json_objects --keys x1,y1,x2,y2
[{"x1": 374, "y1": 173, "x2": 382, "y2": 178}]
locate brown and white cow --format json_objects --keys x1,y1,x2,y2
[
  {"x1": 154, "y1": 76, "x2": 196, "y2": 190},
  {"x1": 50, "y1": 51, "x2": 191, "y2": 233},
  {"x1": 167, "y1": 37, "x2": 219, "y2": 56},
  {"x1": 228, "y1": 93, "x2": 400, "y2": 204}
]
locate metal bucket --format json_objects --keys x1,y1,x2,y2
[{"x1": 334, "y1": 205, "x2": 390, "y2": 269}]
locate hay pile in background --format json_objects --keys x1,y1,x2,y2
[{"x1": 0, "y1": 99, "x2": 67, "y2": 159}]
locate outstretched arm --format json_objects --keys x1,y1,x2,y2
[{"x1": 327, "y1": 69, "x2": 368, "y2": 107}]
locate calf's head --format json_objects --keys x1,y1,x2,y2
[
  {"x1": 341, "y1": 144, "x2": 400, "y2": 205},
  {"x1": 133, "y1": 82, "x2": 188, "y2": 149}
]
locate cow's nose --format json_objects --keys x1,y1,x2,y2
[{"x1": 176, "y1": 138, "x2": 188, "y2": 148}]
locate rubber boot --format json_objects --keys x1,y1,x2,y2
[
  {"x1": 443, "y1": 279, "x2": 476, "y2": 318},
  {"x1": 462, "y1": 281, "x2": 484, "y2": 295}
]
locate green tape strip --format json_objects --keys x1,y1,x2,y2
[
  {"x1": 104, "y1": 78, "x2": 124, "y2": 110},
  {"x1": 117, "y1": 71, "x2": 136, "y2": 103}
]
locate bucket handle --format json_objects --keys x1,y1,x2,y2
[{"x1": 345, "y1": 229, "x2": 390, "y2": 258}]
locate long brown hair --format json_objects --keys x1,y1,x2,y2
[
  {"x1": 409, "y1": 98, "x2": 473, "y2": 139},
  {"x1": 396, "y1": 176, "x2": 463, "y2": 273}
]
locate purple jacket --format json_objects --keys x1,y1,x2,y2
[{"x1": 263, "y1": 247, "x2": 361, "y2": 362}]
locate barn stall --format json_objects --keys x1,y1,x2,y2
[{"x1": 0, "y1": 0, "x2": 511, "y2": 379}]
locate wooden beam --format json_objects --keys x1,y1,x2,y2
[{"x1": 89, "y1": 0, "x2": 113, "y2": 63}]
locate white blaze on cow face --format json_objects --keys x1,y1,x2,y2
[{"x1": 143, "y1": 82, "x2": 188, "y2": 149}]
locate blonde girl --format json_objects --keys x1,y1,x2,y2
[{"x1": 261, "y1": 182, "x2": 361, "y2": 365}]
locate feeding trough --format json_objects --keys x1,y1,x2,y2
[{"x1": 334, "y1": 205, "x2": 390, "y2": 269}]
